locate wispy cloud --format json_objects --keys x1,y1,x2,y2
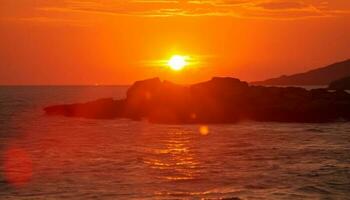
[
  {"x1": 1, "y1": 0, "x2": 350, "y2": 22},
  {"x1": 256, "y1": 1, "x2": 308, "y2": 10},
  {"x1": 14, "y1": 17, "x2": 90, "y2": 27}
]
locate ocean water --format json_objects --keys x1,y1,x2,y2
[{"x1": 0, "y1": 86, "x2": 349, "y2": 200}]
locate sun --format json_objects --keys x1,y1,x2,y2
[{"x1": 168, "y1": 55, "x2": 188, "y2": 71}]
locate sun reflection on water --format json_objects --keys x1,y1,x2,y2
[{"x1": 143, "y1": 129, "x2": 200, "y2": 181}]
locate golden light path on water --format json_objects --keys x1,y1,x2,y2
[{"x1": 143, "y1": 129, "x2": 202, "y2": 181}]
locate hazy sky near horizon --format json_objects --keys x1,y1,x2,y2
[{"x1": 1, "y1": 0, "x2": 350, "y2": 85}]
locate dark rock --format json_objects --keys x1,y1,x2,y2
[
  {"x1": 44, "y1": 98, "x2": 125, "y2": 119},
  {"x1": 310, "y1": 89, "x2": 333, "y2": 99},
  {"x1": 44, "y1": 77, "x2": 350, "y2": 123},
  {"x1": 126, "y1": 77, "x2": 162, "y2": 100},
  {"x1": 124, "y1": 78, "x2": 190, "y2": 123},
  {"x1": 328, "y1": 76, "x2": 350, "y2": 90}
]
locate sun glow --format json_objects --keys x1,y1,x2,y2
[{"x1": 168, "y1": 55, "x2": 188, "y2": 71}]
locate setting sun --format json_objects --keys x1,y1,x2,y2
[
  {"x1": 2, "y1": 1, "x2": 350, "y2": 199},
  {"x1": 168, "y1": 55, "x2": 188, "y2": 71}
]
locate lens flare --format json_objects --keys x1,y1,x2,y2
[
  {"x1": 3, "y1": 147, "x2": 33, "y2": 187},
  {"x1": 199, "y1": 125, "x2": 209, "y2": 136}
]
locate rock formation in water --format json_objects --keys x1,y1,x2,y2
[
  {"x1": 252, "y1": 59, "x2": 350, "y2": 86},
  {"x1": 328, "y1": 76, "x2": 350, "y2": 90},
  {"x1": 44, "y1": 77, "x2": 350, "y2": 123}
]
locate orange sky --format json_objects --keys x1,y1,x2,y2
[{"x1": 1, "y1": 0, "x2": 350, "y2": 85}]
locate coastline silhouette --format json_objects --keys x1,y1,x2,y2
[
  {"x1": 253, "y1": 59, "x2": 350, "y2": 86},
  {"x1": 45, "y1": 75, "x2": 350, "y2": 123},
  {"x1": 329, "y1": 76, "x2": 350, "y2": 90}
]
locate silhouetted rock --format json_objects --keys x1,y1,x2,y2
[
  {"x1": 44, "y1": 77, "x2": 350, "y2": 123},
  {"x1": 328, "y1": 76, "x2": 350, "y2": 90},
  {"x1": 44, "y1": 98, "x2": 125, "y2": 119},
  {"x1": 253, "y1": 59, "x2": 350, "y2": 86}
]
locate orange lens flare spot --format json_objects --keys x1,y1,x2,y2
[
  {"x1": 199, "y1": 125, "x2": 209, "y2": 136},
  {"x1": 3, "y1": 147, "x2": 33, "y2": 187},
  {"x1": 190, "y1": 113, "x2": 197, "y2": 119}
]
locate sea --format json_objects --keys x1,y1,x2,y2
[{"x1": 0, "y1": 86, "x2": 349, "y2": 200}]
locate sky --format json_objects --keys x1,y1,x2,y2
[{"x1": 1, "y1": 0, "x2": 350, "y2": 85}]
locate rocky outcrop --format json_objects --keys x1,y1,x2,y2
[
  {"x1": 44, "y1": 98, "x2": 125, "y2": 119},
  {"x1": 44, "y1": 77, "x2": 350, "y2": 123},
  {"x1": 328, "y1": 76, "x2": 350, "y2": 90}
]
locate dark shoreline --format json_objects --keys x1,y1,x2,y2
[{"x1": 44, "y1": 77, "x2": 350, "y2": 124}]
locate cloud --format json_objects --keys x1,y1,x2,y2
[
  {"x1": 256, "y1": 1, "x2": 308, "y2": 10},
  {"x1": 15, "y1": 17, "x2": 89, "y2": 27},
  {"x1": 58, "y1": 0, "x2": 350, "y2": 18},
  {"x1": 1, "y1": 0, "x2": 350, "y2": 22}
]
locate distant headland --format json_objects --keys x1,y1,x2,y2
[
  {"x1": 329, "y1": 76, "x2": 350, "y2": 90},
  {"x1": 44, "y1": 76, "x2": 350, "y2": 123},
  {"x1": 252, "y1": 59, "x2": 350, "y2": 86}
]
